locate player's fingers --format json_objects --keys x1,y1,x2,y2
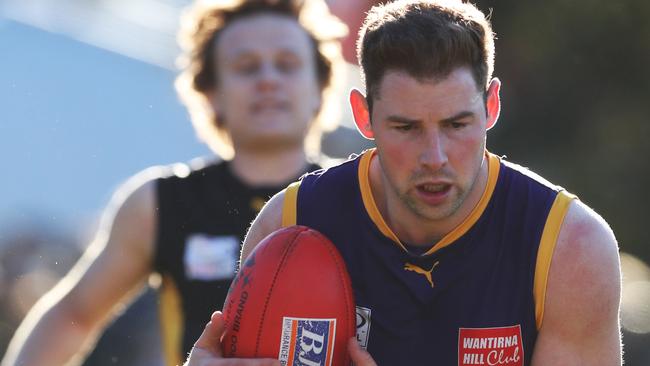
[
  {"x1": 194, "y1": 311, "x2": 226, "y2": 355},
  {"x1": 348, "y1": 337, "x2": 377, "y2": 366}
]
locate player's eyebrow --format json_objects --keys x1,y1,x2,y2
[
  {"x1": 440, "y1": 110, "x2": 475, "y2": 124},
  {"x1": 386, "y1": 110, "x2": 476, "y2": 124},
  {"x1": 386, "y1": 115, "x2": 420, "y2": 124}
]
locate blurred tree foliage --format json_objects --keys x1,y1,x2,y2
[{"x1": 478, "y1": 0, "x2": 650, "y2": 262}]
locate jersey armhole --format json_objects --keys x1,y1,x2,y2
[
  {"x1": 281, "y1": 181, "x2": 302, "y2": 227},
  {"x1": 534, "y1": 190, "x2": 576, "y2": 329}
]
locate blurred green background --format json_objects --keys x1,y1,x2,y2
[{"x1": 484, "y1": 0, "x2": 649, "y2": 265}]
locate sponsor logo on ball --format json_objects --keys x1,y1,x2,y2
[{"x1": 279, "y1": 317, "x2": 336, "y2": 366}]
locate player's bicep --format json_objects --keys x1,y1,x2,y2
[
  {"x1": 241, "y1": 190, "x2": 285, "y2": 262},
  {"x1": 532, "y1": 200, "x2": 622, "y2": 365},
  {"x1": 57, "y1": 175, "x2": 158, "y2": 326}
]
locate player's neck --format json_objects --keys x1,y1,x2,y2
[
  {"x1": 371, "y1": 155, "x2": 489, "y2": 247},
  {"x1": 229, "y1": 146, "x2": 309, "y2": 187}
]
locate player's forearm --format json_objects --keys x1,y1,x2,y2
[{"x1": 1, "y1": 303, "x2": 97, "y2": 366}]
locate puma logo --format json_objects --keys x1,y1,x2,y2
[{"x1": 404, "y1": 261, "x2": 439, "y2": 288}]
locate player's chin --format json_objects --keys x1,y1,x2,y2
[
  {"x1": 410, "y1": 196, "x2": 460, "y2": 221},
  {"x1": 247, "y1": 133, "x2": 304, "y2": 150}
]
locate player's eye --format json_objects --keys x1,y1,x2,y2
[
  {"x1": 393, "y1": 124, "x2": 414, "y2": 131},
  {"x1": 275, "y1": 54, "x2": 302, "y2": 74},
  {"x1": 233, "y1": 57, "x2": 260, "y2": 75},
  {"x1": 446, "y1": 121, "x2": 466, "y2": 130}
]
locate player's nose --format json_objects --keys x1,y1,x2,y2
[
  {"x1": 418, "y1": 130, "x2": 447, "y2": 170},
  {"x1": 256, "y1": 62, "x2": 282, "y2": 91}
]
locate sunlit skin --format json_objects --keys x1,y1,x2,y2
[
  {"x1": 351, "y1": 68, "x2": 501, "y2": 246},
  {"x1": 211, "y1": 14, "x2": 322, "y2": 154}
]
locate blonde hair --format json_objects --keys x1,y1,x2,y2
[{"x1": 175, "y1": 0, "x2": 347, "y2": 159}]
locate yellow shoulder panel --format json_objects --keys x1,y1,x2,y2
[
  {"x1": 534, "y1": 190, "x2": 576, "y2": 329},
  {"x1": 282, "y1": 181, "x2": 301, "y2": 227}
]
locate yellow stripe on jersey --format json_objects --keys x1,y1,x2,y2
[
  {"x1": 282, "y1": 181, "x2": 301, "y2": 227},
  {"x1": 358, "y1": 149, "x2": 500, "y2": 256},
  {"x1": 534, "y1": 190, "x2": 576, "y2": 329},
  {"x1": 159, "y1": 275, "x2": 183, "y2": 366},
  {"x1": 358, "y1": 149, "x2": 405, "y2": 250}
]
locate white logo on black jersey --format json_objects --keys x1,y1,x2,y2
[{"x1": 184, "y1": 234, "x2": 238, "y2": 281}]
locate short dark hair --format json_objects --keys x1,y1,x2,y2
[{"x1": 357, "y1": 0, "x2": 495, "y2": 111}]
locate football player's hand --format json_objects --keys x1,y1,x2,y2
[
  {"x1": 184, "y1": 311, "x2": 280, "y2": 366},
  {"x1": 348, "y1": 337, "x2": 378, "y2": 366}
]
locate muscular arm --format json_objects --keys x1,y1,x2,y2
[
  {"x1": 240, "y1": 190, "x2": 286, "y2": 262},
  {"x1": 531, "y1": 200, "x2": 622, "y2": 365},
  {"x1": 1, "y1": 171, "x2": 159, "y2": 366}
]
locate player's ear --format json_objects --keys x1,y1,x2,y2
[
  {"x1": 349, "y1": 89, "x2": 374, "y2": 139},
  {"x1": 485, "y1": 78, "x2": 501, "y2": 130}
]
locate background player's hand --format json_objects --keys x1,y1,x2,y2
[
  {"x1": 348, "y1": 337, "x2": 378, "y2": 366},
  {"x1": 184, "y1": 311, "x2": 280, "y2": 366}
]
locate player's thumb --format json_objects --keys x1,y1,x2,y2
[
  {"x1": 348, "y1": 337, "x2": 377, "y2": 366},
  {"x1": 194, "y1": 311, "x2": 226, "y2": 355}
]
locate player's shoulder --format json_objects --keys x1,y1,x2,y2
[
  {"x1": 551, "y1": 199, "x2": 620, "y2": 301},
  {"x1": 240, "y1": 189, "x2": 287, "y2": 261},
  {"x1": 497, "y1": 155, "x2": 562, "y2": 192},
  {"x1": 105, "y1": 156, "x2": 217, "y2": 218},
  {"x1": 104, "y1": 166, "x2": 165, "y2": 224},
  {"x1": 559, "y1": 199, "x2": 618, "y2": 263},
  {"x1": 97, "y1": 164, "x2": 177, "y2": 259},
  {"x1": 154, "y1": 155, "x2": 223, "y2": 182},
  {"x1": 300, "y1": 150, "x2": 368, "y2": 184},
  {"x1": 498, "y1": 155, "x2": 619, "y2": 293},
  {"x1": 537, "y1": 198, "x2": 621, "y2": 362}
]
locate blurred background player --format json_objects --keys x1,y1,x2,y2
[{"x1": 1, "y1": 1, "x2": 347, "y2": 365}]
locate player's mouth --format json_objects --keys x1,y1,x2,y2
[
  {"x1": 415, "y1": 182, "x2": 452, "y2": 205},
  {"x1": 251, "y1": 100, "x2": 290, "y2": 113}
]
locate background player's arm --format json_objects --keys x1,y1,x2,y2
[
  {"x1": 531, "y1": 200, "x2": 622, "y2": 365},
  {"x1": 1, "y1": 174, "x2": 158, "y2": 366}
]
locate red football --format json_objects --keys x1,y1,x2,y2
[{"x1": 221, "y1": 225, "x2": 355, "y2": 366}]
